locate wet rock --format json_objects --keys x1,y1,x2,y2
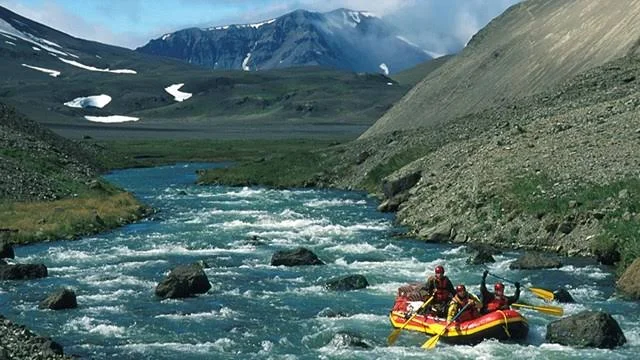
[
  {"x1": 243, "y1": 235, "x2": 266, "y2": 246},
  {"x1": 328, "y1": 332, "x2": 373, "y2": 349},
  {"x1": 553, "y1": 288, "x2": 576, "y2": 303},
  {"x1": 546, "y1": 311, "x2": 626, "y2": 349},
  {"x1": 317, "y1": 308, "x2": 348, "y2": 318},
  {"x1": 39, "y1": 288, "x2": 78, "y2": 310},
  {"x1": 0, "y1": 239, "x2": 14, "y2": 259},
  {"x1": 617, "y1": 258, "x2": 640, "y2": 300},
  {"x1": 509, "y1": 253, "x2": 562, "y2": 270},
  {"x1": 193, "y1": 260, "x2": 210, "y2": 269},
  {"x1": 467, "y1": 243, "x2": 503, "y2": 255},
  {"x1": 325, "y1": 275, "x2": 369, "y2": 291},
  {"x1": 270, "y1": 247, "x2": 325, "y2": 266},
  {"x1": 466, "y1": 249, "x2": 496, "y2": 265},
  {"x1": 0, "y1": 263, "x2": 48, "y2": 280},
  {"x1": 382, "y1": 171, "x2": 421, "y2": 198},
  {"x1": 594, "y1": 245, "x2": 621, "y2": 266},
  {"x1": 420, "y1": 223, "x2": 454, "y2": 243},
  {"x1": 155, "y1": 264, "x2": 212, "y2": 299},
  {"x1": 377, "y1": 193, "x2": 408, "y2": 213}
]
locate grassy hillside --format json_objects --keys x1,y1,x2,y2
[{"x1": 0, "y1": 103, "x2": 148, "y2": 243}]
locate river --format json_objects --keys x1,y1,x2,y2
[{"x1": 1, "y1": 164, "x2": 638, "y2": 359}]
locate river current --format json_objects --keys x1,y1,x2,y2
[{"x1": 1, "y1": 164, "x2": 638, "y2": 359}]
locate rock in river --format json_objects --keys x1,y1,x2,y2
[
  {"x1": 0, "y1": 263, "x2": 48, "y2": 280},
  {"x1": 617, "y1": 257, "x2": 640, "y2": 300},
  {"x1": 270, "y1": 247, "x2": 325, "y2": 266},
  {"x1": 546, "y1": 311, "x2": 626, "y2": 349},
  {"x1": 509, "y1": 252, "x2": 562, "y2": 270},
  {"x1": 325, "y1": 275, "x2": 369, "y2": 291},
  {"x1": 155, "y1": 264, "x2": 212, "y2": 299},
  {"x1": 39, "y1": 288, "x2": 78, "y2": 310}
]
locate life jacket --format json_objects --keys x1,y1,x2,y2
[
  {"x1": 452, "y1": 294, "x2": 478, "y2": 322},
  {"x1": 431, "y1": 276, "x2": 452, "y2": 302},
  {"x1": 486, "y1": 295, "x2": 509, "y2": 312}
]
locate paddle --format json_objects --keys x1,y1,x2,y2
[
  {"x1": 387, "y1": 296, "x2": 434, "y2": 346},
  {"x1": 512, "y1": 302, "x2": 564, "y2": 316},
  {"x1": 485, "y1": 270, "x2": 555, "y2": 301},
  {"x1": 421, "y1": 302, "x2": 471, "y2": 350}
]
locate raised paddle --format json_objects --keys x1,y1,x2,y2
[
  {"x1": 485, "y1": 270, "x2": 555, "y2": 302},
  {"x1": 387, "y1": 296, "x2": 434, "y2": 346},
  {"x1": 512, "y1": 302, "x2": 564, "y2": 316},
  {"x1": 421, "y1": 302, "x2": 471, "y2": 349}
]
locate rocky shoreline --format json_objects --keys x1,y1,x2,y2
[{"x1": 0, "y1": 315, "x2": 72, "y2": 360}]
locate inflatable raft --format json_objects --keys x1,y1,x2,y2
[{"x1": 390, "y1": 293, "x2": 529, "y2": 345}]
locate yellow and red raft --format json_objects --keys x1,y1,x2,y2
[{"x1": 389, "y1": 286, "x2": 529, "y2": 345}]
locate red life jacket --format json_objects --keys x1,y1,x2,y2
[
  {"x1": 452, "y1": 294, "x2": 478, "y2": 322},
  {"x1": 486, "y1": 295, "x2": 509, "y2": 312},
  {"x1": 432, "y1": 277, "x2": 452, "y2": 302}
]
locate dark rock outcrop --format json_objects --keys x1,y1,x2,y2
[
  {"x1": 317, "y1": 308, "x2": 348, "y2": 318},
  {"x1": 270, "y1": 247, "x2": 325, "y2": 266},
  {"x1": 467, "y1": 249, "x2": 496, "y2": 265},
  {"x1": 0, "y1": 315, "x2": 70, "y2": 359},
  {"x1": 325, "y1": 275, "x2": 369, "y2": 291},
  {"x1": 0, "y1": 238, "x2": 14, "y2": 259},
  {"x1": 509, "y1": 253, "x2": 562, "y2": 269},
  {"x1": 327, "y1": 332, "x2": 372, "y2": 349},
  {"x1": 155, "y1": 264, "x2": 212, "y2": 299},
  {"x1": 546, "y1": 311, "x2": 626, "y2": 349},
  {"x1": 553, "y1": 288, "x2": 576, "y2": 303},
  {"x1": 0, "y1": 263, "x2": 48, "y2": 280},
  {"x1": 617, "y1": 258, "x2": 640, "y2": 299},
  {"x1": 39, "y1": 288, "x2": 78, "y2": 310}
]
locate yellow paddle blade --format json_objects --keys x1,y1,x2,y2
[
  {"x1": 421, "y1": 334, "x2": 441, "y2": 349},
  {"x1": 512, "y1": 303, "x2": 563, "y2": 316},
  {"x1": 387, "y1": 328, "x2": 402, "y2": 346},
  {"x1": 529, "y1": 287, "x2": 555, "y2": 301}
]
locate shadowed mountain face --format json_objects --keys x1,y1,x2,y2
[
  {"x1": 136, "y1": 9, "x2": 431, "y2": 74},
  {"x1": 362, "y1": 0, "x2": 640, "y2": 138}
]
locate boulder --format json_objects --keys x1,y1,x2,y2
[
  {"x1": 325, "y1": 275, "x2": 369, "y2": 291},
  {"x1": 317, "y1": 308, "x2": 348, "y2": 318},
  {"x1": 0, "y1": 239, "x2": 14, "y2": 259},
  {"x1": 595, "y1": 246, "x2": 621, "y2": 266},
  {"x1": 553, "y1": 288, "x2": 576, "y2": 303},
  {"x1": 39, "y1": 288, "x2": 78, "y2": 310},
  {"x1": 420, "y1": 223, "x2": 455, "y2": 243},
  {"x1": 270, "y1": 247, "x2": 325, "y2": 267},
  {"x1": 155, "y1": 264, "x2": 212, "y2": 299},
  {"x1": 327, "y1": 332, "x2": 372, "y2": 349},
  {"x1": 0, "y1": 263, "x2": 48, "y2": 280},
  {"x1": 468, "y1": 243, "x2": 503, "y2": 255},
  {"x1": 382, "y1": 171, "x2": 421, "y2": 198},
  {"x1": 509, "y1": 253, "x2": 562, "y2": 270},
  {"x1": 466, "y1": 249, "x2": 496, "y2": 265},
  {"x1": 617, "y1": 258, "x2": 640, "y2": 300},
  {"x1": 546, "y1": 311, "x2": 626, "y2": 349}
]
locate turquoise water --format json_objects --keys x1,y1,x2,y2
[{"x1": 1, "y1": 163, "x2": 638, "y2": 359}]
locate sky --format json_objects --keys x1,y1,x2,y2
[{"x1": 0, "y1": 0, "x2": 521, "y2": 53}]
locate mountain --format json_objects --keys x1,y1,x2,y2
[
  {"x1": 0, "y1": 5, "x2": 412, "y2": 140},
  {"x1": 136, "y1": 8, "x2": 431, "y2": 74},
  {"x1": 361, "y1": 0, "x2": 640, "y2": 138}
]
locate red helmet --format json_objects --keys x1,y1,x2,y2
[
  {"x1": 435, "y1": 265, "x2": 445, "y2": 275},
  {"x1": 494, "y1": 282, "x2": 505, "y2": 293},
  {"x1": 455, "y1": 284, "x2": 466, "y2": 293}
]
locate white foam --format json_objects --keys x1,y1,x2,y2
[
  {"x1": 119, "y1": 340, "x2": 235, "y2": 354},
  {"x1": 303, "y1": 199, "x2": 367, "y2": 207},
  {"x1": 155, "y1": 307, "x2": 237, "y2": 320},
  {"x1": 558, "y1": 265, "x2": 611, "y2": 280},
  {"x1": 64, "y1": 316, "x2": 126, "y2": 337},
  {"x1": 164, "y1": 83, "x2": 192, "y2": 102},
  {"x1": 324, "y1": 242, "x2": 378, "y2": 254},
  {"x1": 59, "y1": 57, "x2": 137, "y2": 74},
  {"x1": 64, "y1": 94, "x2": 112, "y2": 109},
  {"x1": 21, "y1": 63, "x2": 60, "y2": 77},
  {"x1": 84, "y1": 115, "x2": 139, "y2": 123},
  {"x1": 441, "y1": 245, "x2": 467, "y2": 255}
]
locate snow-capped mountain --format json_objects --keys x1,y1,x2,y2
[{"x1": 137, "y1": 9, "x2": 432, "y2": 74}]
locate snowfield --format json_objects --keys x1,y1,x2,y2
[
  {"x1": 84, "y1": 115, "x2": 139, "y2": 123},
  {"x1": 58, "y1": 58, "x2": 137, "y2": 74},
  {"x1": 64, "y1": 95, "x2": 112, "y2": 109},
  {"x1": 21, "y1": 64, "x2": 61, "y2": 77},
  {"x1": 1, "y1": 18, "x2": 69, "y2": 56},
  {"x1": 164, "y1": 84, "x2": 192, "y2": 102}
]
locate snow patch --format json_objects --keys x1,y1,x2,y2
[
  {"x1": 379, "y1": 63, "x2": 389, "y2": 75},
  {"x1": 4, "y1": 40, "x2": 15, "y2": 46},
  {"x1": 58, "y1": 58, "x2": 137, "y2": 74},
  {"x1": 164, "y1": 83, "x2": 192, "y2": 102},
  {"x1": 209, "y1": 18, "x2": 275, "y2": 31},
  {"x1": 64, "y1": 94, "x2": 112, "y2": 109},
  {"x1": 248, "y1": 19, "x2": 276, "y2": 29},
  {"x1": 242, "y1": 52, "x2": 252, "y2": 71},
  {"x1": 31, "y1": 46, "x2": 41, "y2": 51},
  {"x1": 387, "y1": 82, "x2": 393, "y2": 86},
  {"x1": 84, "y1": 115, "x2": 139, "y2": 123},
  {"x1": 0, "y1": 18, "x2": 69, "y2": 56},
  {"x1": 21, "y1": 64, "x2": 60, "y2": 77},
  {"x1": 161, "y1": 33, "x2": 171, "y2": 41},
  {"x1": 1, "y1": 33, "x2": 17, "y2": 40}
]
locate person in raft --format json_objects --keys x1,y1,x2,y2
[
  {"x1": 421, "y1": 265, "x2": 455, "y2": 317},
  {"x1": 447, "y1": 284, "x2": 482, "y2": 322},
  {"x1": 480, "y1": 270, "x2": 520, "y2": 313}
]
